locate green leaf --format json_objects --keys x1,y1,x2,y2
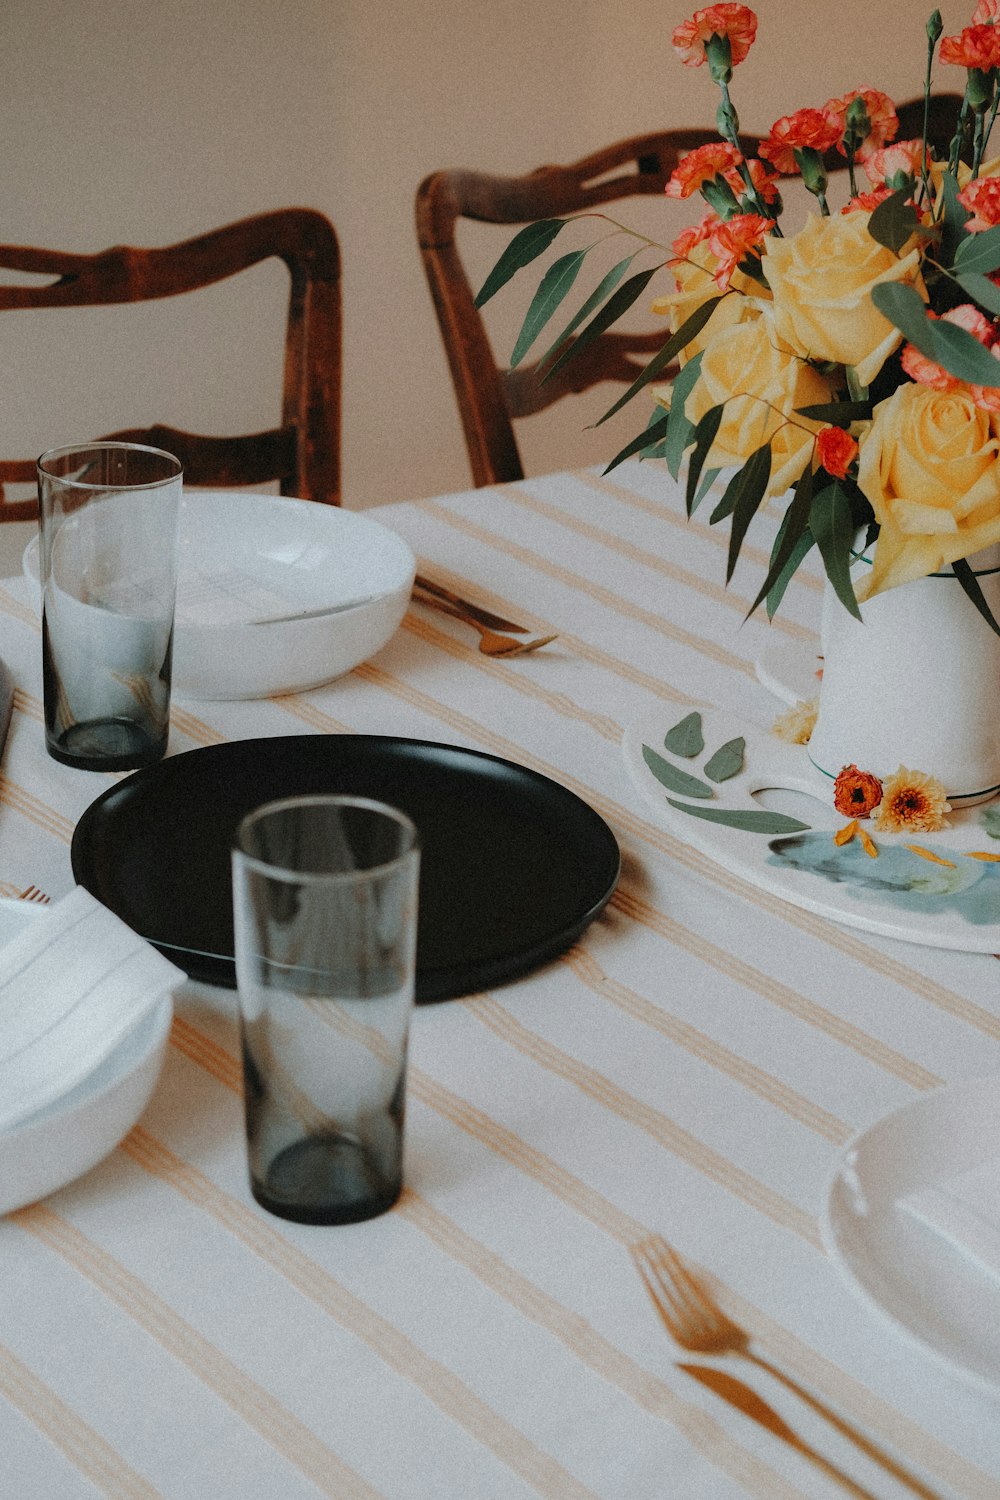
[
  {"x1": 704, "y1": 737, "x2": 745, "y2": 782},
  {"x1": 537, "y1": 252, "x2": 639, "y2": 366},
  {"x1": 642, "y1": 744, "x2": 714, "y2": 798},
  {"x1": 475, "y1": 219, "x2": 567, "y2": 308},
  {"x1": 810, "y1": 481, "x2": 861, "y2": 620},
  {"x1": 510, "y1": 249, "x2": 591, "y2": 367},
  {"x1": 663, "y1": 711, "x2": 704, "y2": 757},
  {"x1": 767, "y1": 528, "x2": 815, "y2": 619},
  {"x1": 871, "y1": 282, "x2": 1000, "y2": 384},
  {"x1": 954, "y1": 220, "x2": 1000, "y2": 275},
  {"x1": 665, "y1": 798, "x2": 810, "y2": 834},
  {"x1": 686, "y1": 404, "x2": 724, "y2": 516},
  {"x1": 722, "y1": 445, "x2": 772, "y2": 584},
  {"x1": 955, "y1": 269, "x2": 1000, "y2": 316},
  {"x1": 543, "y1": 266, "x2": 659, "y2": 382},
  {"x1": 940, "y1": 171, "x2": 968, "y2": 267},
  {"x1": 664, "y1": 353, "x2": 703, "y2": 481},
  {"x1": 594, "y1": 296, "x2": 724, "y2": 427},
  {"x1": 794, "y1": 400, "x2": 872, "y2": 426},
  {"x1": 867, "y1": 188, "x2": 922, "y2": 254},
  {"x1": 603, "y1": 413, "x2": 670, "y2": 474},
  {"x1": 953, "y1": 556, "x2": 1000, "y2": 637}
]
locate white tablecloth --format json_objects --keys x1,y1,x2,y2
[{"x1": 0, "y1": 465, "x2": 998, "y2": 1500}]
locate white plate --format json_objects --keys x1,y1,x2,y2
[
  {"x1": 0, "y1": 898, "x2": 173, "y2": 1214},
  {"x1": 822, "y1": 1075, "x2": 1000, "y2": 1397},
  {"x1": 24, "y1": 490, "x2": 416, "y2": 700}
]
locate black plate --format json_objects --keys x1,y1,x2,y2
[{"x1": 71, "y1": 735, "x2": 620, "y2": 1002}]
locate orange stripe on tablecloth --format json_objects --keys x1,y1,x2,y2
[
  {"x1": 167, "y1": 707, "x2": 228, "y2": 746},
  {"x1": 401, "y1": 614, "x2": 626, "y2": 743},
  {"x1": 465, "y1": 995, "x2": 820, "y2": 1247},
  {"x1": 270, "y1": 696, "x2": 352, "y2": 734},
  {"x1": 420, "y1": 500, "x2": 755, "y2": 677},
  {"x1": 170, "y1": 1014, "x2": 242, "y2": 1092},
  {"x1": 12, "y1": 1204, "x2": 384, "y2": 1500},
  {"x1": 561, "y1": 946, "x2": 851, "y2": 1145},
  {"x1": 610, "y1": 886, "x2": 941, "y2": 1093},
  {"x1": 0, "y1": 585, "x2": 40, "y2": 631},
  {"x1": 0, "y1": 1341, "x2": 160, "y2": 1500},
  {"x1": 119, "y1": 1130, "x2": 601, "y2": 1500},
  {"x1": 501, "y1": 482, "x2": 813, "y2": 643},
  {"x1": 12, "y1": 688, "x2": 42, "y2": 723},
  {"x1": 0, "y1": 780, "x2": 74, "y2": 843},
  {"x1": 353, "y1": 658, "x2": 1000, "y2": 1049},
  {"x1": 413, "y1": 559, "x2": 698, "y2": 708}
]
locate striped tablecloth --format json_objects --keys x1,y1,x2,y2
[{"x1": 1, "y1": 465, "x2": 998, "y2": 1500}]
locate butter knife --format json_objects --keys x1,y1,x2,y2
[{"x1": 679, "y1": 1364, "x2": 881, "y2": 1500}]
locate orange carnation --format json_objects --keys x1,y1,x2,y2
[
  {"x1": 670, "y1": 209, "x2": 720, "y2": 264},
  {"x1": 824, "y1": 89, "x2": 898, "y2": 159},
  {"x1": 833, "y1": 765, "x2": 883, "y2": 819},
  {"x1": 842, "y1": 187, "x2": 893, "y2": 213},
  {"x1": 973, "y1": 0, "x2": 1000, "y2": 21},
  {"x1": 940, "y1": 24, "x2": 1000, "y2": 70},
  {"x1": 958, "y1": 174, "x2": 1000, "y2": 232},
  {"x1": 901, "y1": 304, "x2": 995, "y2": 390},
  {"x1": 863, "y1": 138, "x2": 929, "y2": 188},
  {"x1": 758, "y1": 109, "x2": 841, "y2": 175},
  {"x1": 665, "y1": 141, "x2": 743, "y2": 199},
  {"x1": 815, "y1": 426, "x2": 859, "y2": 480},
  {"x1": 706, "y1": 212, "x2": 773, "y2": 289},
  {"x1": 672, "y1": 3, "x2": 758, "y2": 68}
]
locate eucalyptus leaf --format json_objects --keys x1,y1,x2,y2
[
  {"x1": 642, "y1": 744, "x2": 714, "y2": 798},
  {"x1": 475, "y1": 219, "x2": 567, "y2": 308},
  {"x1": 794, "y1": 400, "x2": 871, "y2": 426},
  {"x1": 867, "y1": 188, "x2": 921, "y2": 254},
  {"x1": 603, "y1": 413, "x2": 670, "y2": 474},
  {"x1": 510, "y1": 249, "x2": 591, "y2": 368},
  {"x1": 594, "y1": 296, "x2": 724, "y2": 427},
  {"x1": 954, "y1": 220, "x2": 1000, "y2": 275},
  {"x1": 953, "y1": 556, "x2": 1000, "y2": 637},
  {"x1": 544, "y1": 266, "x2": 659, "y2": 382},
  {"x1": 746, "y1": 464, "x2": 814, "y2": 619},
  {"x1": 871, "y1": 282, "x2": 1000, "y2": 384},
  {"x1": 665, "y1": 353, "x2": 703, "y2": 481},
  {"x1": 955, "y1": 269, "x2": 1000, "y2": 316},
  {"x1": 537, "y1": 252, "x2": 639, "y2": 366},
  {"x1": 665, "y1": 798, "x2": 810, "y2": 833},
  {"x1": 686, "y1": 404, "x2": 724, "y2": 516},
  {"x1": 766, "y1": 527, "x2": 815, "y2": 619},
  {"x1": 663, "y1": 711, "x2": 704, "y2": 757},
  {"x1": 704, "y1": 737, "x2": 745, "y2": 782},
  {"x1": 724, "y1": 445, "x2": 772, "y2": 584},
  {"x1": 810, "y1": 481, "x2": 861, "y2": 620},
  {"x1": 940, "y1": 171, "x2": 969, "y2": 267}
]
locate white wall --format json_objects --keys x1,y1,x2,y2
[{"x1": 0, "y1": 0, "x2": 938, "y2": 526}]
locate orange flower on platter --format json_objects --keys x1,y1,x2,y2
[
  {"x1": 958, "y1": 174, "x2": 1000, "y2": 232},
  {"x1": 873, "y1": 767, "x2": 951, "y2": 834},
  {"x1": 758, "y1": 109, "x2": 841, "y2": 175},
  {"x1": 815, "y1": 426, "x2": 859, "y2": 480},
  {"x1": 672, "y1": 3, "x2": 758, "y2": 68},
  {"x1": 706, "y1": 212, "x2": 773, "y2": 289},
  {"x1": 833, "y1": 764, "x2": 883, "y2": 818},
  {"x1": 940, "y1": 23, "x2": 1000, "y2": 70},
  {"x1": 665, "y1": 141, "x2": 743, "y2": 199},
  {"x1": 824, "y1": 89, "x2": 898, "y2": 159}
]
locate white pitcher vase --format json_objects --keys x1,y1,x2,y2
[{"x1": 808, "y1": 542, "x2": 1000, "y2": 807}]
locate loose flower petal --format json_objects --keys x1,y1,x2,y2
[
  {"x1": 834, "y1": 820, "x2": 859, "y2": 846},
  {"x1": 771, "y1": 697, "x2": 818, "y2": 744},
  {"x1": 967, "y1": 850, "x2": 1000, "y2": 861},
  {"x1": 905, "y1": 844, "x2": 956, "y2": 867},
  {"x1": 858, "y1": 826, "x2": 879, "y2": 857}
]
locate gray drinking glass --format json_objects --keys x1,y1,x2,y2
[
  {"x1": 37, "y1": 441, "x2": 182, "y2": 771},
  {"x1": 231, "y1": 795, "x2": 420, "y2": 1225}
]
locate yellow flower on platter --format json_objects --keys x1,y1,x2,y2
[
  {"x1": 762, "y1": 210, "x2": 925, "y2": 388},
  {"x1": 873, "y1": 766, "x2": 951, "y2": 833},
  {"x1": 856, "y1": 382, "x2": 1000, "y2": 599},
  {"x1": 771, "y1": 697, "x2": 818, "y2": 744},
  {"x1": 686, "y1": 311, "x2": 833, "y2": 496}
]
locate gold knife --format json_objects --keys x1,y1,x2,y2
[{"x1": 679, "y1": 1363, "x2": 881, "y2": 1500}]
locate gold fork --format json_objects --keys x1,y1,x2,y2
[
  {"x1": 632, "y1": 1235, "x2": 941, "y2": 1500},
  {"x1": 413, "y1": 590, "x2": 557, "y2": 657}
]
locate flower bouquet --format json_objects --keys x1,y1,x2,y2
[{"x1": 478, "y1": 2, "x2": 1000, "y2": 637}]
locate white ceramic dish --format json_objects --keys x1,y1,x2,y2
[
  {"x1": 24, "y1": 490, "x2": 417, "y2": 700},
  {"x1": 822, "y1": 1075, "x2": 1000, "y2": 1397},
  {"x1": 0, "y1": 900, "x2": 173, "y2": 1215}
]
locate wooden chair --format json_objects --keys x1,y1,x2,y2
[
  {"x1": 416, "y1": 96, "x2": 963, "y2": 488},
  {"x1": 0, "y1": 208, "x2": 341, "y2": 520}
]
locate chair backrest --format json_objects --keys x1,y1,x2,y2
[
  {"x1": 0, "y1": 208, "x2": 341, "y2": 520},
  {"x1": 417, "y1": 95, "x2": 963, "y2": 489}
]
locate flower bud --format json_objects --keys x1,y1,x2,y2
[
  {"x1": 926, "y1": 10, "x2": 943, "y2": 45},
  {"x1": 705, "y1": 32, "x2": 734, "y2": 84}
]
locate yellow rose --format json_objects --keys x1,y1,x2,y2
[
  {"x1": 651, "y1": 242, "x2": 766, "y2": 365},
  {"x1": 857, "y1": 381, "x2": 1000, "y2": 597},
  {"x1": 763, "y1": 212, "x2": 924, "y2": 388},
  {"x1": 686, "y1": 310, "x2": 834, "y2": 496}
]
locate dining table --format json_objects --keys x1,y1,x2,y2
[{"x1": 0, "y1": 460, "x2": 998, "y2": 1500}]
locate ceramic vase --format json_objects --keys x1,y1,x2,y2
[{"x1": 807, "y1": 543, "x2": 1000, "y2": 807}]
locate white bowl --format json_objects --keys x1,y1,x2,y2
[
  {"x1": 24, "y1": 490, "x2": 416, "y2": 700},
  {"x1": 0, "y1": 901, "x2": 173, "y2": 1215}
]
